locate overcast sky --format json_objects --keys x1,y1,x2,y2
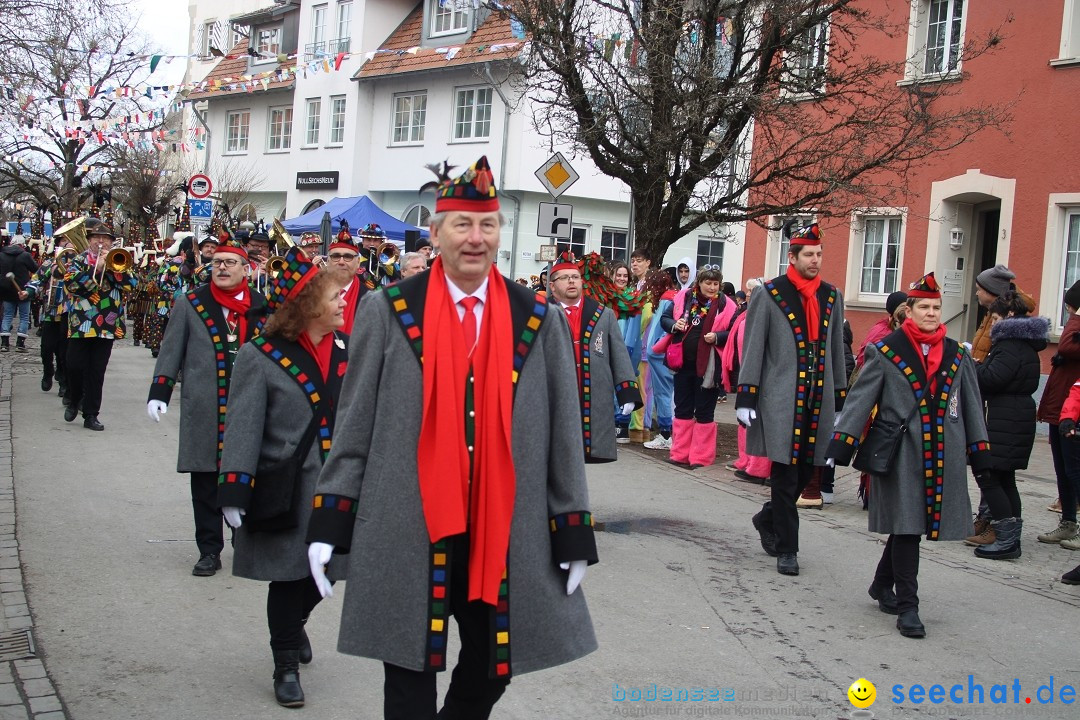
[{"x1": 131, "y1": 0, "x2": 191, "y2": 84}]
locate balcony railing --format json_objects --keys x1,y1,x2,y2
[{"x1": 304, "y1": 37, "x2": 352, "y2": 61}]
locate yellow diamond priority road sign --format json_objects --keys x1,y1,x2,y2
[{"x1": 535, "y1": 152, "x2": 579, "y2": 199}]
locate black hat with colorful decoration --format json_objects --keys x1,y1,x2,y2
[
  {"x1": 358, "y1": 223, "x2": 386, "y2": 240},
  {"x1": 907, "y1": 272, "x2": 941, "y2": 299},
  {"x1": 789, "y1": 222, "x2": 822, "y2": 246},
  {"x1": 266, "y1": 246, "x2": 319, "y2": 312}
]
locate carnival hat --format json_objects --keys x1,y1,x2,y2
[
  {"x1": 907, "y1": 272, "x2": 941, "y2": 299},
  {"x1": 357, "y1": 223, "x2": 386, "y2": 241},
  {"x1": 551, "y1": 251, "x2": 579, "y2": 278},
  {"x1": 432, "y1": 155, "x2": 499, "y2": 214},
  {"x1": 213, "y1": 239, "x2": 248, "y2": 262},
  {"x1": 299, "y1": 231, "x2": 322, "y2": 248},
  {"x1": 329, "y1": 220, "x2": 359, "y2": 254},
  {"x1": 790, "y1": 222, "x2": 822, "y2": 246},
  {"x1": 267, "y1": 246, "x2": 319, "y2": 313}
]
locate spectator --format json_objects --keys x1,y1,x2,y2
[{"x1": 0, "y1": 235, "x2": 39, "y2": 353}]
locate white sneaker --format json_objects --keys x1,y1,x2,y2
[
  {"x1": 643, "y1": 435, "x2": 672, "y2": 450},
  {"x1": 821, "y1": 491, "x2": 834, "y2": 505}
]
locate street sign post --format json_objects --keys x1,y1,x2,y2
[
  {"x1": 536, "y1": 202, "x2": 573, "y2": 240},
  {"x1": 188, "y1": 174, "x2": 213, "y2": 199}
]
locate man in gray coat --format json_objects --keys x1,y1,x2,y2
[
  {"x1": 147, "y1": 242, "x2": 266, "y2": 576},
  {"x1": 736, "y1": 223, "x2": 847, "y2": 577},
  {"x1": 547, "y1": 253, "x2": 641, "y2": 462},
  {"x1": 307, "y1": 156, "x2": 598, "y2": 720}
]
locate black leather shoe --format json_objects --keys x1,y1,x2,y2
[
  {"x1": 273, "y1": 650, "x2": 305, "y2": 707},
  {"x1": 299, "y1": 621, "x2": 313, "y2": 665},
  {"x1": 192, "y1": 554, "x2": 221, "y2": 576},
  {"x1": 63, "y1": 405, "x2": 77, "y2": 422},
  {"x1": 83, "y1": 416, "x2": 104, "y2": 431},
  {"x1": 868, "y1": 583, "x2": 899, "y2": 614},
  {"x1": 58, "y1": 383, "x2": 67, "y2": 398},
  {"x1": 41, "y1": 376, "x2": 53, "y2": 392},
  {"x1": 896, "y1": 610, "x2": 926, "y2": 638},
  {"x1": 777, "y1": 553, "x2": 800, "y2": 576},
  {"x1": 752, "y1": 510, "x2": 778, "y2": 557}
]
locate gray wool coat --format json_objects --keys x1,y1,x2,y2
[
  {"x1": 556, "y1": 295, "x2": 642, "y2": 463},
  {"x1": 735, "y1": 274, "x2": 847, "y2": 465},
  {"x1": 307, "y1": 272, "x2": 598, "y2": 676},
  {"x1": 218, "y1": 333, "x2": 349, "y2": 582},
  {"x1": 828, "y1": 331, "x2": 990, "y2": 541},
  {"x1": 148, "y1": 284, "x2": 266, "y2": 473}
]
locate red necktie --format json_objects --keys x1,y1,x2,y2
[
  {"x1": 459, "y1": 297, "x2": 480, "y2": 354},
  {"x1": 565, "y1": 304, "x2": 580, "y2": 341}
]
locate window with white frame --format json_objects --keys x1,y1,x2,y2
[
  {"x1": 430, "y1": 0, "x2": 469, "y2": 36},
  {"x1": 776, "y1": 215, "x2": 814, "y2": 277},
  {"x1": 785, "y1": 18, "x2": 829, "y2": 95},
  {"x1": 311, "y1": 4, "x2": 327, "y2": 46},
  {"x1": 568, "y1": 226, "x2": 587, "y2": 259},
  {"x1": 267, "y1": 105, "x2": 292, "y2": 151},
  {"x1": 858, "y1": 216, "x2": 902, "y2": 295},
  {"x1": 600, "y1": 228, "x2": 628, "y2": 262},
  {"x1": 328, "y1": 96, "x2": 346, "y2": 145},
  {"x1": 225, "y1": 110, "x2": 250, "y2": 153},
  {"x1": 256, "y1": 25, "x2": 282, "y2": 57},
  {"x1": 906, "y1": 0, "x2": 965, "y2": 78},
  {"x1": 1061, "y1": 210, "x2": 1080, "y2": 327},
  {"x1": 402, "y1": 204, "x2": 432, "y2": 228},
  {"x1": 392, "y1": 92, "x2": 427, "y2": 144},
  {"x1": 199, "y1": 20, "x2": 227, "y2": 57},
  {"x1": 232, "y1": 24, "x2": 247, "y2": 50},
  {"x1": 697, "y1": 236, "x2": 725, "y2": 270},
  {"x1": 305, "y1": 99, "x2": 321, "y2": 145},
  {"x1": 337, "y1": 2, "x2": 352, "y2": 46},
  {"x1": 453, "y1": 87, "x2": 493, "y2": 140}
]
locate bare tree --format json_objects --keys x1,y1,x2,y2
[
  {"x1": 0, "y1": 1, "x2": 165, "y2": 214},
  {"x1": 107, "y1": 142, "x2": 186, "y2": 240},
  {"x1": 502, "y1": 0, "x2": 1012, "y2": 261},
  {"x1": 205, "y1": 157, "x2": 266, "y2": 226}
]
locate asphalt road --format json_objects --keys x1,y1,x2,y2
[{"x1": 10, "y1": 341, "x2": 1080, "y2": 719}]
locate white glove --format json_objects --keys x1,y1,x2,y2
[
  {"x1": 147, "y1": 400, "x2": 168, "y2": 422},
  {"x1": 962, "y1": 341, "x2": 972, "y2": 353},
  {"x1": 560, "y1": 560, "x2": 587, "y2": 595},
  {"x1": 620, "y1": 402, "x2": 635, "y2": 416},
  {"x1": 308, "y1": 542, "x2": 335, "y2": 598},
  {"x1": 736, "y1": 407, "x2": 757, "y2": 427},
  {"x1": 222, "y1": 506, "x2": 245, "y2": 528},
  {"x1": 825, "y1": 457, "x2": 836, "y2": 468}
]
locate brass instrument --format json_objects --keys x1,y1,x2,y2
[
  {"x1": 54, "y1": 247, "x2": 78, "y2": 275},
  {"x1": 266, "y1": 255, "x2": 288, "y2": 275},
  {"x1": 270, "y1": 218, "x2": 296, "y2": 250},
  {"x1": 52, "y1": 217, "x2": 89, "y2": 254},
  {"x1": 373, "y1": 241, "x2": 401, "y2": 284},
  {"x1": 105, "y1": 247, "x2": 134, "y2": 273}
]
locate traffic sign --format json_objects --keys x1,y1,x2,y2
[
  {"x1": 188, "y1": 174, "x2": 213, "y2": 199},
  {"x1": 537, "y1": 202, "x2": 573, "y2": 239},
  {"x1": 534, "y1": 153, "x2": 579, "y2": 198},
  {"x1": 188, "y1": 199, "x2": 214, "y2": 219}
]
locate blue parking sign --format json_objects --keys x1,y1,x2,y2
[{"x1": 188, "y1": 199, "x2": 213, "y2": 218}]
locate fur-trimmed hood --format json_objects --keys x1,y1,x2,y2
[{"x1": 991, "y1": 315, "x2": 1050, "y2": 349}]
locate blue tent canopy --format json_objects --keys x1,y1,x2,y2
[{"x1": 281, "y1": 196, "x2": 428, "y2": 244}]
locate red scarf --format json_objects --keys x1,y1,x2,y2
[
  {"x1": 299, "y1": 330, "x2": 334, "y2": 381},
  {"x1": 417, "y1": 258, "x2": 516, "y2": 605},
  {"x1": 210, "y1": 282, "x2": 253, "y2": 345},
  {"x1": 786, "y1": 264, "x2": 821, "y2": 342},
  {"x1": 339, "y1": 279, "x2": 361, "y2": 335},
  {"x1": 900, "y1": 318, "x2": 947, "y2": 393}
]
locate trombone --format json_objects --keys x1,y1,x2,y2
[{"x1": 94, "y1": 244, "x2": 134, "y2": 286}]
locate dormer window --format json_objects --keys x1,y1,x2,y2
[
  {"x1": 255, "y1": 25, "x2": 283, "y2": 61},
  {"x1": 430, "y1": 0, "x2": 468, "y2": 37}
]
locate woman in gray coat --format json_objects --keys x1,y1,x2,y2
[
  {"x1": 827, "y1": 273, "x2": 991, "y2": 639},
  {"x1": 217, "y1": 252, "x2": 348, "y2": 708}
]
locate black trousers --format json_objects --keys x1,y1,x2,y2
[
  {"x1": 267, "y1": 577, "x2": 326, "y2": 654},
  {"x1": 383, "y1": 535, "x2": 510, "y2": 720},
  {"x1": 873, "y1": 534, "x2": 921, "y2": 613},
  {"x1": 65, "y1": 338, "x2": 113, "y2": 418},
  {"x1": 191, "y1": 472, "x2": 224, "y2": 557},
  {"x1": 975, "y1": 468, "x2": 1022, "y2": 519},
  {"x1": 40, "y1": 320, "x2": 67, "y2": 383},
  {"x1": 673, "y1": 371, "x2": 719, "y2": 423},
  {"x1": 768, "y1": 462, "x2": 816, "y2": 554}
]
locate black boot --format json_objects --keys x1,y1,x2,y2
[
  {"x1": 896, "y1": 610, "x2": 926, "y2": 638},
  {"x1": 974, "y1": 518, "x2": 1022, "y2": 560},
  {"x1": 0, "y1": 336, "x2": 8, "y2": 353},
  {"x1": 14, "y1": 336, "x2": 26, "y2": 353},
  {"x1": 298, "y1": 618, "x2": 313, "y2": 665},
  {"x1": 272, "y1": 649, "x2": 305, "y2": 707},
  {"x1": 41, "y1": 372, "x2": 53, "y2": 392},
  {"x1": 868, "y1": 583, "x2": 899, "y2": 614},
  {"x1": 752, "y1": 503, "x2": 778, "y2": 557},
  {"x1": 83, "y1": 415, "x2": 105, "y2": 431}
]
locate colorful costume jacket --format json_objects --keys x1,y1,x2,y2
[
  {"x1": 25, "y1": 257, "x2": 67, "y2": 322},
  {"x1": 62, "y1": 252, "x2": 139, "y2": 339}
]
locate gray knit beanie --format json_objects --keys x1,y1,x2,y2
[{"x1": 975, "y1": 264, "x2": 1015, "y2": 297}]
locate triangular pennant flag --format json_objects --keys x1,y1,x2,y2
[{"x1": 334, "y1": 52, "x2": 346, "y2": 71}]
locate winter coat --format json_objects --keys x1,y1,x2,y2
[
  {"x1": 0, "y1": 246, "x2": 38, "y2": 303},
  {"x1": 1038, "y1": 312, "x2": 1080, "y2": 424},
  {"x1": 971, "y1": 288, "x2": 1037, "y2": 362},
  {"x1": 976, "y1": 315, "x2": 1049, "y2": 470},
  {"x1": 217, "y1": 333, "x2": 349, "y2": 583},
  {"x1": 829, "y1": 330, "x2": 990, "y2": 540},
  {"x1": 660, "y1": 288, "x2": 738, "y2": 376},
  {"x1": 843, "y1": 319, "x2": 855, "y2": 380},
  {"x1": 307, "y1": 273, "x2": 597, "y2": 677},
  {"x1": 554, "y1": 295, "x2": 641, "y2": 463},
  {"x1": 735, "y1": 274, "x2": 848, "y2": 465},
  {"x1": 148, "y1": 284, "x2": 267, "y2": 473}
]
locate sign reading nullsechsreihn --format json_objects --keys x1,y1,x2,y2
[{"x1": 296, "y1": 171, "x2": 339, "y2": 190}]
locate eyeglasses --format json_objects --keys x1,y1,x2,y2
[
  {"x1": 701, "y1": 264, "x2": 721, "y2": 271},
  {"x1": 328, "y1": 253, "x2": 359, "y2": 261},
  {"x1": 551, "y1": 275, "x2": 582, "y2": 283},
  {"x1": 210, "y1": 258, "x2": 241, "y2": 268}
]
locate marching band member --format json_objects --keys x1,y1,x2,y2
[
  {"x1": 358, "y1": 223, "x2": 400, "y2": 289},
  {"x1": 25, "y1": 233, "x2": 70, "y2": 396},
  {"x1": 147, "y1": 240, "x2": 266, "y2": 577},
  {"x1": 62, "y1": 218, "x2": 138, "y2": 431},
  {"x1": 324, "y1": 227, "x2": 368, "y2": 334}
]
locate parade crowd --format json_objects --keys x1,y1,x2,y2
[{"x1": 4, "y1": 155, "x2": 1080, "y2": 716}]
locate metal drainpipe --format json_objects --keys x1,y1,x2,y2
[{"x1": 483, "y1": 63, "x2": 521, "y2": 280}]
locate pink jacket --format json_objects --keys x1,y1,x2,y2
[{"x1": 721, "y1": 311, "x2": 747, "y2": 388}]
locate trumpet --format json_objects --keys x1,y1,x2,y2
[
  {"x1": 93, "y1": 246, "x2": 134, "y2": 285},
  {"x1": 266, "y1": 255, "x2": 288, "y2": 275}
]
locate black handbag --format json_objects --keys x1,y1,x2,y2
[
  {"x1": 852, "y1": 388, "x2": 926, "y2": 476},
  {"x1": 246, "y1": 409, "x2": 322, "y2": 533}
]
